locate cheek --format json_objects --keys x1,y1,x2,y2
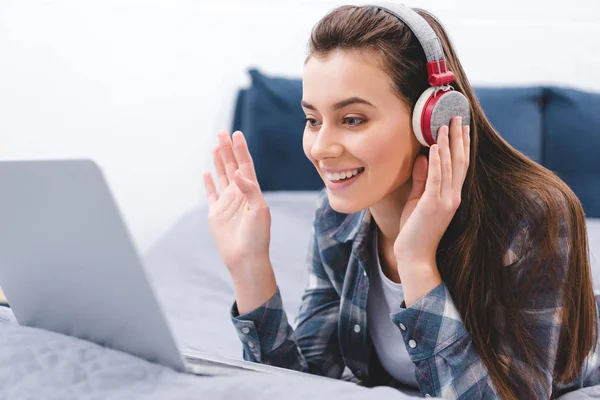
[
  {"x1": 302, "y1": 131, "x2": 314, "y2": 161},
  {"x1": 366, "y1": 132, "x2": 418, "y2": 182}
]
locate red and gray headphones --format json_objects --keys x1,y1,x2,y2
[{"x1": 370, "y1": 3, "x2": 471, "y2": 147}]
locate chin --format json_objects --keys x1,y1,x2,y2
[{"x1": 326, "y1": 190, "x2": 368, "y2": 214}]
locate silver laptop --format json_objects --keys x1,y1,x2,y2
[{"x1": 0, "y1": 159, "x2": 320, "y2": 379}]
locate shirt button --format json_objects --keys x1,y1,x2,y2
[
  {"x1": 399, "y1": 323, "x2": 406, "y2": 331},
  {"x1": 241, "y1": 327, "x2": 250, "y2": 334},
  {"x1": 408, "y1": 339, "x2": 417, "y2": 348},
  {"x1": 248, "y1": 342, "x2": 255, "y2": 349},
  {"x1": 354, "y1": 324, "x2": 361, "y2": 333},
  {"x1": 363, "y1": 270, "x2": 367, "y2": 277}
]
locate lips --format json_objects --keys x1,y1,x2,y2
[
  {"x1": 324, "y1": 167, "x2": 365, "y2": 182},
  {"x1": 323, "y1": 167, "x2": 365, "y2": 191}
]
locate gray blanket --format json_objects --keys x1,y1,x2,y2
[
  {"x1": 0, "y1": 315, "x2": 423, "y2": 400},
  {"x1": 1, "y1": 191, "x2": 600, "y2": 399}
]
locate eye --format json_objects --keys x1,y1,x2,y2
[
  {"x1": 305, "y1": 118, "x2": 321, "y2": 129},
  {"x1": 343, "y1": 117, "x2": 366, "y2": 127}
]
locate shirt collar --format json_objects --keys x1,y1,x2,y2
[{"x1": 330, "y1": 208, "x2": 374, "y2": 264}]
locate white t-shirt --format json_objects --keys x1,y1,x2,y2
[{"x1": 367, "y1": 228, "x2": 418, "y2": 388}]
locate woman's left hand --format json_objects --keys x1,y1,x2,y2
[{"x1": 393, "y1": 116, "x2": 471, "y2": 266}]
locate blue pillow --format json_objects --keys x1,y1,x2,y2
[
  {"x1": 232, "y1": 69, "x2": 323, "y2": 192},
  {"x1": 543, "y1": 87, "x2": 600, "y2": 218},
  {"x1": 233, "y1": 70, "x2": 548, "y2": 191},
  {"x1": 474, "y1": 87, "x2": 544, "y2": 163},
  {"x1": 232, "y1": 70, "x2": 597, "y2": 219}
]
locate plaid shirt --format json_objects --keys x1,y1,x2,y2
[{"x1": 231, "y1": 190, "x2": 600, "y2": 398}]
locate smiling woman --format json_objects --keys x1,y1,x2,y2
[{"x1": 202, "y1": 3, "x2": 600, "y2": 399}]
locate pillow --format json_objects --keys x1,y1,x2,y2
[
  {"x1": 232, "y1": 69, "x2": 323, "y2": 192},
  {"x1": 232, "y1": 69, "x2": 548, "y2": 191},
  {"x1": 474, "y1": 87, "x2": 544, "y2": 163},
  {"x1": 543, "y1": 87, "x2": 600, "y2": 218}
]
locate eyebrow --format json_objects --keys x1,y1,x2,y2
[{"x1": 301, "y1": 97, "x2": 375, "y2": 111}]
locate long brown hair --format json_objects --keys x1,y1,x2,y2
[{"x1": 308, "y1": 6, "x2": 597, "y2": 399}]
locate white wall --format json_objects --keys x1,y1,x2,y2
[{"x1": 0, "y1": 0, "x2": 599, "y2": 252}]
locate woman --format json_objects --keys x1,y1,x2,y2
[{"x1": 203, "y1": 4, "x2": 600, "y2": 399}]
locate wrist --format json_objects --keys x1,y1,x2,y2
[
  {"x1": 229, "y1": 255, "x2": 272, "y2": 283},
  {"x1": 230, "y1": 258, "x2": 277, "y2": 315},
  {"x1": 396, "y1": 255, "x2": 437, "y2": 275},
  {"x1": 396, "y1": 259, "x2": 442, "y2": 307}
]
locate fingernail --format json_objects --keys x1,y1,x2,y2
[
  {"x1": 457, "y1": 116, "x2": 462, "y2": 126},
  {"x1": 466, "y1": 126, "x2": 471, "y2": 135}
]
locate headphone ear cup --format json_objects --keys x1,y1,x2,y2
[
  {"x1": 412, "y1": 87, "x2": 437, "y2": 147},
  {"x1": 412, "y1": 88, "x2": 471, "y2": 147}
]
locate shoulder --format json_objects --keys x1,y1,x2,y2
[
  {"x1": 503, "y1": 187, "x2": 575, "y2": 281},
  {"x1": 505, "y1": 188, "x2": 569, "y2": 248}
]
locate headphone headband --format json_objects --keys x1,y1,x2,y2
[
  {"x1": 369, "y1": 3, "x2": 455, "y2": 86},
  {"x1": 365, "y1": 3, "x2": 470, "y2": 147}
]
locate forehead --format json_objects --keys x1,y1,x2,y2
[{"x1": 302, "y1": 49, "x2": 395, "y2": 103}]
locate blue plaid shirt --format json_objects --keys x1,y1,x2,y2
[{"x1": 231, "y1": 190, "x2": 600, "y2": 398}]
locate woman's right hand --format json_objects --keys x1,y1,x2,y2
[{"x1": 203, "y1": 131, "x2": 276, "y2": 313}]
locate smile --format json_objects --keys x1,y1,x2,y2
[
  {"x1": 323, "y1": 167, "x2": 365, "y2": 191},
  {"x1": 324, "y1": 167, "x2": 365, "y2": 182}
]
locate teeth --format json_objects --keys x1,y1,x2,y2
[{"x1": 325, "y1": 168, "x2": 362, "y2": 182}]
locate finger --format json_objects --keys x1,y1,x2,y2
[
  {"x1": 218, "y1": 131, "x2": 238, "y2": 182},
  {"x1": 234, "y1": 170, "x2": 265, "y2": 210},
  {"x1": 213, "y1": 146, "x2": 229, "y2": 191},
  {"x1": 437, "y1": 125, "x2": 452, "y2": 198},
  {"x1": 407, "y1": 155, "x2": 428, "y2": 201},
  {"x1": 424, "y1": 144, "x2": 442, "y2": 198},
  {"x1": 203, "y1": 172, "x2": 218, "y2": 206},
  {"x1": 231, "y1": 131, "x2": 258, "y2": 183},
  {"x1": 450, "y1": 117, "x2": 466, "y2": 193}
]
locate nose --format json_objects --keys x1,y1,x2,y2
[{"x1": 309, "y1": 124, "x2": 344, "y2": 161}]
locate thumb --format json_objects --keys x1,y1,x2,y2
[
  {"x1": 234, "y1": 170, "x2": 265, "y2": 208},
  {"x1": 408, "y1": 155, "x2": 428, "y2": 200}
]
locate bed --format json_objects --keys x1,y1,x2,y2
[{"x1": 0, "y1": 69, "x2": 599, "y2": 399}]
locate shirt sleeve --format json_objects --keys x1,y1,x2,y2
[
  {"x1": 230, "y1": 192, "x2": 345, "y2": 378},
  {"x1": 390, "y1": 222, "x2": 571, "y2": 399}
]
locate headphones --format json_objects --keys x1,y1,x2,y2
[{"x1": 369, "y1": 3, "x2": 471, "y2": 147}]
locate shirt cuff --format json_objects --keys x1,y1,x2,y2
[
  {"x1": 391, "y1": 282, "x2": 468, "y2": 361},
  {"x1": 230, "y1": 287, "x2": 290, "y2": 361}
]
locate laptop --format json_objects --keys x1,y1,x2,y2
[{"x1": 0, "y1": 159, "x2": 323, "y2": 380}]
